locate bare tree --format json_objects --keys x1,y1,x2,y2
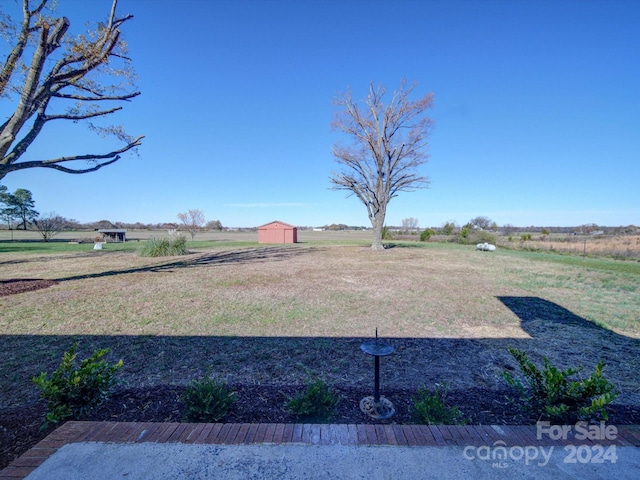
[
  {"x1": 178, "y1": 209, "x2": 205, "y2": 240},
  {"x1": 330, "y1": 80, "x2": 433, "y2": 251},
  {"x1": 502, "y1": 224, "x2": 515, "y2": 236},
  {"x1": 34, "y1": 211, "x2": 65, "y2": 241},
  {"x1": 469, "y1": 216, "x2": 493, "y2": 230},
  {"x1": 401, "y1": 217, "x2": 419, "y2": 233},
  {"x1": 0, "y1": 0, "x2": 143, "y2": 181}
]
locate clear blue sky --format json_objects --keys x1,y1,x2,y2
[{"x1": 1, "y1": 0, "x2": 638, "y2": 228}]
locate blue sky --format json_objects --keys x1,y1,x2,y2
[{"x1": 1, "y1": 0, "x2": 638, "y2": 228}]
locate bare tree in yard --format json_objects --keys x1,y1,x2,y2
[
  {"x1": 402, "y1": 217, "x2": 419, "y2": 234},
  {"x1": 0, "y1": 0, "x2": 143, "y2": 181},
  {"x1": 34, "y1": 211, "x2": 64, "y2": 241},
  {"x1": 330, "y1": 80, "x2": 433, "y2": 251},
  {"x1": 178, "y1": 209, "x2": 205, "y2": 240}
]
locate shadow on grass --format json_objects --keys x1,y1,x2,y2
[
  {"x1": 53, "y1": 245, "x2": 315, "y2": 282},
  {"x1": 498, "y1": 296, "x2": 605, "y2": 333},
  {"x1": 2, "y1": 296, "x2": 639, "y2": 411}
]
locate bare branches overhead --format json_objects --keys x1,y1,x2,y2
[{"x1": 0, "y1": 0, "x2": 143, "y2": 180}]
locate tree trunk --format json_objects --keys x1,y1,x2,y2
[{"x1": 370, "y1": 213, "x2": 386, "y2": 251}]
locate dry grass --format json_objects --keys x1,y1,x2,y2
[
  {"x1": 1, "y1": 242, "x2": 639, "y2": 411},
  {"x1": 498, "y1": 234, "x2": 640, "y2": 260},
  {"x1": 0, "y1": 245, "x2": 529, "y2": 337}
]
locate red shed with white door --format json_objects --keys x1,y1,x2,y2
[{"x1": 258, "y1": 221, "x2": 298, "y2": 244}]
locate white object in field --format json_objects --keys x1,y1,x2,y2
[
  {"x1": 93, "y1": 242, "x2": 103, "y2": 250},
  {"x1": 476, "y1": 242, "x2": 496, "y2": 251}
]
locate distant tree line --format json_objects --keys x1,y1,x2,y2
[
  {"x1": 389, "y1": 217, "x2": 638, "y2": 239},
  {"x1": 1, "y1": 187, "x2": 636, "y2": 240},
  {"x1": 319, "y1": 224, "x2": 368, "y2": 231},
  {"x1": 0, "y1": 187, "x2": 228, "y2": 242}
]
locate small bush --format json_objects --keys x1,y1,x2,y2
[
  {"x1": 457, "y1": 226, "x2": 470, "y2": 243},
  {"x1": 32, "y1": 343, "x2": 122, "y2": 429},
  {"x1": 520, "y1": 233, "x2": 532, "y2": 241},
  {"x1": 441, "y1": 222, "x2": 455, "y2": 236},
  {"x1": 138, "y1": 235, "x2": 188, "y2": 257},
  {"x1": 381, "y1": 226, "x2": 393, "y2": 240},
  {"x1": 412, "y1": 383, "x2": 463, "y2": 425},
  {"x1": 183, "y1": 376, "x2": 236, "y2": 422},
  {"x1": 420, "y1": 228, "x2": 435, "y2": 242},
  {"x1": 286, "y1": 376, "x2": 338, "y2": 421},
  {"x1": 502, "y1": 347, "x2": 617, "y2": 423}
]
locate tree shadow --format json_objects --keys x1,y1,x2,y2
[
  {"x1": 495, "y1": 296, "x2": 639, "y2": 402},
  {"x1": 497, "y1": 296, "x2": 605, "y2": 334},
  {"x1": 54, "y1": 246, "x2": 313, "y2": 283}
]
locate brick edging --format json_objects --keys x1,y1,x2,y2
[{"x1": 2, "y1": 422, "x2": 640, "y2": 479}]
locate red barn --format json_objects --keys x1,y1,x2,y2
[{"x1": 258, "y1": 221, "x2": 298, "y2": 244}]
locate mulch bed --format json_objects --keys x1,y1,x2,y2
[
  {"x1": 2, "y1": 384, "x2": 640, "y2": 470},
  {"x1": 0, "y1": 279, "x2": 57, "y2": 297}
]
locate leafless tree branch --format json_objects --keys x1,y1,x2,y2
[{"x1": 0, "y1": 0, "x2": 142, "y2": 181}]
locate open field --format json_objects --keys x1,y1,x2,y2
[
  {"x1": 497, "y1": 234, "x2": 640, "y2": 261},
  {"x1": 1, "y1": 240, "x2": 639, "y2": 408}
]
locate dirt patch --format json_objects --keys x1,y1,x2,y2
[{"x1": 0, "y1": 279, "x2": 57, "y2": 296}]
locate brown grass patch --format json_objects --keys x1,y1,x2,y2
[{"x1": 499, "y1": 234, "x2": 640, "y2": 260}]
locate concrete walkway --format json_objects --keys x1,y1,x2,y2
[{"x1": 2, "y1": 422, "x2": 640, "y2": 479}]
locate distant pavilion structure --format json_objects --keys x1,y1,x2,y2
[{"x1": 97, "y1": 229, "x2": 127, "y2": 242}]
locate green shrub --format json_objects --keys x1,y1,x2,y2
[
  {"x1": 441, "y1": 222, "x2": 455, "y2": 236},
  {"x1": 520, "y1": 233, "x2": 532, "y2": 241},
  {"x1": 457, "y1": 231, "x2": 498, "y2": 246},
  {"x1": 420, "y1": 228, "x2": 435, "y2": 242},
  {"x1": 183, "y1": 376, "x2": 236, "y2": 422},
  {"x1": 381, "y1": 226, "x2": 393, "y2": 240},
  {"x1": 474, "y1": 231, "x2": 496, "y2": 244},
  {"x1": 502, "y1": 347, "x2": 617, "y2": 423},
  {"x1": 32, "y1": 343, "x2": 123, "y2": 429},
  {"x1": 412, "y1": 383, "x2": 463, "y2": 425},
  {"x1": 457, "y1": 225, "x2": 470, "y2": 243},
  {"x1": 286, "y1": 376, "x2": 338, "y2": 422},
  {"x1": 138, "y1": 235, "x2": 188, "y2": 257}
]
